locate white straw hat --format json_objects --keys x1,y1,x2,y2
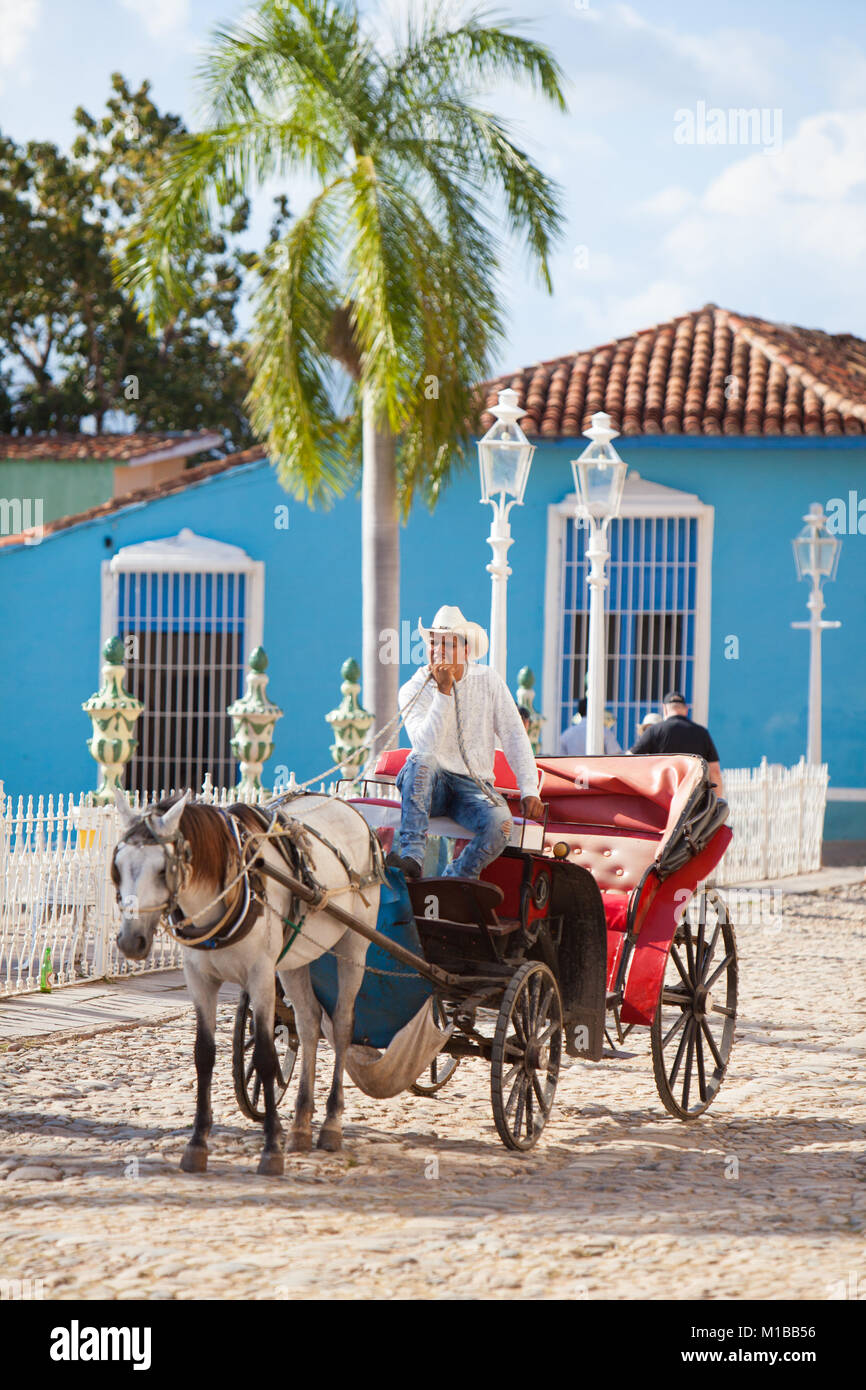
[{"x1": 418, "y1": 605, "x2": 489, "y2": 662}]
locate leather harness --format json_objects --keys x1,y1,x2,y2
[{"x1": 111, "y1": 796, "x2": 385, "y2": 957}]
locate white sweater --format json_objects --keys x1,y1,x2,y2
[{"x1": 398, "y1": 663, "x2": 539, "y2": 799}]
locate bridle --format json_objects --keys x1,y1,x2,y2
[
  {"x1": 111, "y1": 807, "x2": 247, "y2": 949},
  {"x1": 111, "y1": 808, "x2": 194, "y2": 914}
]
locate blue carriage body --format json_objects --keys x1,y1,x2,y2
[{"x1": 308, "y1": 867, "x2": 432, "y2": 1048}]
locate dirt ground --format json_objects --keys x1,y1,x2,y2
[{"x1": 2, "y1": 883, "x2": 865, "y2": 1301}]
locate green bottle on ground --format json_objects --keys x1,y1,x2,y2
[{"x1": 39, "y1": 946, "x2": 52, "y2": 993}]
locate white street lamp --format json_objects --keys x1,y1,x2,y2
[
  {"x1": 791, "y1": 502, "x2": 841, "y2": 764},
  {"x1": 571, "y1": 412, "x2": 628, "y2": 755},
  {"x1": 477, "y1": 387, "x2": 536, "y2": 680}
]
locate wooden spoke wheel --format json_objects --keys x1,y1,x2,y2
[
  {"x1": 651, "y1": 888, "x2": 738, "y2": 1120},
  {"x1": 232, "y1": 987, "x2": 299, "y2": 1122},
  {"x1": 491, "y1": 961, "x2": 562, "y2": 1151},
  {"x1": 411, "y1": 998, "x2": 460, "y2": 1096}
]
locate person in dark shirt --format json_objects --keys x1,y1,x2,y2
[{"x1": 629, "y1": 690, "x2": 724, "y2": 794}]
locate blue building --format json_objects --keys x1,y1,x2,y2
[{"x1": 1, "y1": 306, "x2": 864, "y2": 840}]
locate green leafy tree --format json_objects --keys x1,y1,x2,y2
[
  {"x1": 120, "y1": 1, "x2": 566, "y2": 734},
  {"x1": 0, "y1": 74, "x2": 254, "y2": 445}
]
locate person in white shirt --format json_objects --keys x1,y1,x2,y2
[
  {"x1": 560, "y1": 699, "x2": 623, "y2": 755},
  {"x1": 389, "y1": 606, "x2": 545, "y2": 880}
]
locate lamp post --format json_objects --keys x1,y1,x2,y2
[
  {"x1": 791, "y1": 502, "x2": 841, "y2": 765},
  {"x1": 570, "y1": 412, "x2": 628, "y2": 755},
  {"x1": 477, "y1": 388, "x2": 536, "y2": 681}
]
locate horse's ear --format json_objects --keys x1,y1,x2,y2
[
  {"x1": 152, "y1": 789, "x2": 191, "y2": 840},
  {"x1": 113, "y1": 786, "x2": 138, "y2": 830}
]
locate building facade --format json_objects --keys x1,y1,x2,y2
[{"x1": 1, "y1": 307, "x2": 864, "y2": 838}]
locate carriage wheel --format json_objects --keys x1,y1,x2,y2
[
  {"x1": 650, "y1": 888, "x2": 738, "y2": 1120},
  {"x1": 232, "y1": 988, "x2": 299, "y2": 1123},
  {"x1": 491, "y1": 961, "x2": 562, "y2": 1152},
  {"x1": 411, "y1": 998, "x2": 460, "y2": 1096}
]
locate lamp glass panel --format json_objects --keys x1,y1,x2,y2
[
  {"x1": 576, "y1": 458, "x2": 626, "y2": 518},
  {"x1": 480, "y1": 425, "x2": 532, "y2": 499},
  {"x1": 793, "y1": 530, "x2": 840, "y2": 580}
]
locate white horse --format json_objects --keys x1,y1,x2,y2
[{"x1": 112, "y1": 788, "x2": 382, "y2": 1175}]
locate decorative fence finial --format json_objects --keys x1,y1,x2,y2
[
  {"x1": 228, "y1": 647, "x2": 283, "y2": 799},
  {"x1": 82, "y1": 636, "x2": 144, "y2": 805},
  {"x1": 516, "y1": 666, "x2": 543, "y2": 755},
  {"x1": 325, "y1": 658, "x2": 374, "y2": 782}
]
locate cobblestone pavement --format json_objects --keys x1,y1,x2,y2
[{"x1": 2, "y1": 884, "x2": 865, "y2": 1301}]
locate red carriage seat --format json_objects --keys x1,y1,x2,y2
[
  {"x1": 372, "y1": 746, "x2": 521, "y2": 793},
  {"x1": 536, "y1": 755, "x2": 710, "y2": 928}
]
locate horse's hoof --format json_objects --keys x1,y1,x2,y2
[
  {"x1": 257, "y1": 1151, "x2": 284, "y2": 1177},
  {"x1": 287, "y1": 1131, "x2": 313, "y2": 1154},
  {"x1": 317, "y1": 1127, "x2": 342, "y2": 1153},
  {"x1": 180, "y1": 1146, "x2": 208, "y2": 1173}
]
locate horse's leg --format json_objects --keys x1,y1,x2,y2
[
  {"x1": 318, "y1": 934, "x2": 365, "y2": 1153},
  {"x1": 180, "y1": 968, "x2": 219, "y2": 1174},
  {"x1": 248, "y1": 965, "x2": 284, "y2": 1177},
  {"x1": 282, "y1": 966, "x2": 321, "y2": 1154}
]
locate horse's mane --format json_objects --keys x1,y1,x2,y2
[{"x1": 126, "y1": 796, "x2": 259, "y2": 890}]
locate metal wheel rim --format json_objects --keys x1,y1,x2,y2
[
  {"x1": 411, "y1": 998, "x2": 460, "y2": 1095},
  {"x1": 491, "y1": 962, "x2": 562, "y2": 1151},
  {"x1": 650, "y1": 888, "x2": 738, "y2": 1120},
  {"x1": 232, "y1": 993, "x2": 298, "y2": 1122}
]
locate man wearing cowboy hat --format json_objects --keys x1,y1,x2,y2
[{"x1": 388, "y1": 606, "x2": 545, "y2": 880}]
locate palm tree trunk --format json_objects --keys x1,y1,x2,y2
[{"x1": 361, "y1": 389, "x2": 400, "y2": 748}]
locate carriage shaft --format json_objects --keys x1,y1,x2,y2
[{"x1": 252, "y1": 858, "x2": 461, "y2": 990}]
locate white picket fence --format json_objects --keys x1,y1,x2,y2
[
  {"x1": 0, "y1": 777, "x2": 281, "y2": 998},
  {"x1": 714, "y1": 758, "x2": 829, "y2": 884},
  {"x1": 0, "y1": 759, "x2": 828, "y2": 997}
]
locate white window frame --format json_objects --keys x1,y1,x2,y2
[
  {"x1": 542, "y1": 475, "x2": 714, "y2": 744},
  {"x1": 100, "y1": 528, "x2": 264, "y2": 793}
]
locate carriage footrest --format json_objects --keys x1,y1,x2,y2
[{"x1": 415, "y1": 915, "x2": 524, "y2": 939}]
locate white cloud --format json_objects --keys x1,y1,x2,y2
[
  {"x1": 611, "y1": 4, "x2": 788, "y2": 101},
  {"x1": 120, "y1": 0, "x2": 190, "y2": 40},
  {"x1": 554, "y1": 277, "x2": 696, "y2": 352},
  {"x1": 665, "y1": 111, "x2": 866, "y2": 278},
  {"x1": 637, "y1": 186, "x2": 695, "y2": 219},
  {"x1": 822, "y1": 40, "x2": 866, "y2": 110},
  {"x1": 0, "y1": 0, "x2": 40, "y2": 70}
]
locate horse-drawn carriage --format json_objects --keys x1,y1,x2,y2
[{"x1": 232, "y1": 750, "x2": 735, "y2": 1152}]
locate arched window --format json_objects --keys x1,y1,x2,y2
[{"x1": 100, "y1": 529, "x2": 264, "y2": 795}]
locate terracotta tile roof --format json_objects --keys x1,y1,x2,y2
[
  {"x1": 0, "y1": 430, "x2": 222, "y2": 462},
  {"x1": 0, "y1": 446, "x2": 266, "y2": 549},
  {"x1": 480, "y1": 306, "x2": 866, "y2": 438}
]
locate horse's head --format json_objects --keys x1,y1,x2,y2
[{"x1": 112, "y1": 788, "x2": 192, "y2": 960}]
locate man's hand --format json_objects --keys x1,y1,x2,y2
[
  {"x1": 431, "y1": 661, "x2": 456, "y2": 695},
  {"x1": 521, "y1": 795, "x2": 545, "y2": 822}
]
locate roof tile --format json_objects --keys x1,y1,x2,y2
[
  {"x1": 0, "y1": 430, "x2": 221, "y2": 462},
  {"x1": 480, "y1": 306, "x2": 866, "y2": 437}
]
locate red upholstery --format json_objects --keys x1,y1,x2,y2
[
  {"x1": 536, "y1": 755, "x2": 703, "y2": 810},
  {"x1": 539, "y1": 755, "x2": 708, "y2": 893},
  {"x1": 545, "y1": 825, "x2": 659, "y2": 891},
  {"x1": 374, "y1": 746, "x2": 519, "y2": 791},
  {"x1": 599, "y1": 890, "x2": 630, "y2": 933}
]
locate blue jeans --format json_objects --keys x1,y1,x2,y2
[{"x1": 395, "y1": 752, "x2": 513, "y2": 878}]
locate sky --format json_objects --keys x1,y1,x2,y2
[{"x1": 1, "y1": 0, "x2": 865, "y2": 375}]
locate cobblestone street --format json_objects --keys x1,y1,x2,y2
[{"x1": 2, "y1": 883, "x2": 865, "y2": 1301}]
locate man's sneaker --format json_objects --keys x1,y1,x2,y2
[{"x1": 385, "y1": 851, "x2": 423, "y2": 881}]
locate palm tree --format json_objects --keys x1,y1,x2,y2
[{"x1": 120, "y1": 0, "x2": 566, "y2": 741}]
